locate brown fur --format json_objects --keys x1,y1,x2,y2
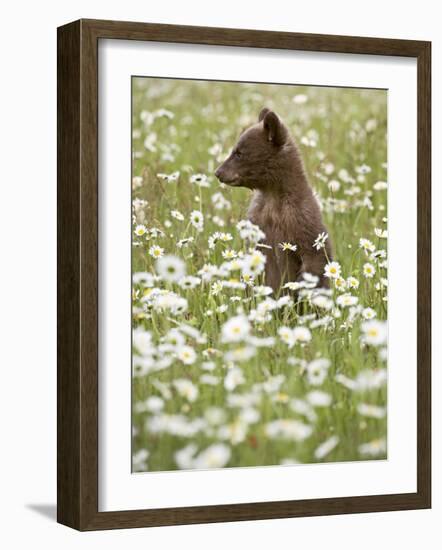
[{"x1": 215, "y1": 107, "x2": 332, "y2": 291}]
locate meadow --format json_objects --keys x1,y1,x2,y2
[{"x1": 131, "y1": 77, "x2": 388, "y2": 472}]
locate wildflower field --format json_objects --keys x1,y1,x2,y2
[{"x1": 131, "y1": 77, "x2": 388, "y2": 472}]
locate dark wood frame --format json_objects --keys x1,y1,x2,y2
[{"x1": 57, "y1": 18, "x2": 431, "y2": 531}]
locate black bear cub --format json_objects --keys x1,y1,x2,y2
[{"x1": 215, "y1": 107, "x2": 332, "y2": 291}]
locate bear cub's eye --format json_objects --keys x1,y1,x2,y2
[{"x1": 234, "y1": 149, "x2": 242, "y2": 158}]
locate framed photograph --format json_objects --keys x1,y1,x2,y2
[{"x1": 57, "y1": 19, "x2": 431, "y2": 530}]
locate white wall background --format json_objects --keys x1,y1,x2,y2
[{"x1": 0, "y1": 1, "x2": 440, "y2": 548}]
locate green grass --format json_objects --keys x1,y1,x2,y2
[{"x1": 131, "y1": 77, "x2": 388, "y2": 472}]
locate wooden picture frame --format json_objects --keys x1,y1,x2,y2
[{"x1": 57, "y1": 18, "x2": 431, "y2": 531}]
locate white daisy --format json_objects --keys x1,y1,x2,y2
[
  {"x1": 363, "y1": 262, "x2": 376, "y2": 278},
  {"x1": 365, "y1": 118, "x2": 377, "y2": 132},
  {"x1": 362, "y1": 307, "x2": 376, "y2": 320},
  {"x1": 311, "y1": 295, "x2": 333, "y2": 310},
  {"x1": 177, "y1": 237, "x2": 194, "y2": 248},
  {"x1": 190, "y1": 173, "x2": 210, "y2": 187},
  {"x1": 373, "y1": 181, "x2": 388, "y2": 191},
  {"x1": 217, "y1": 420, "x2": 248, "y2": 445},
  {"x1": 306, "y1": 358, "x2": 330, "y2": 386},
  {"x1": 265, "y1": 419, "x2": 313, "y2": 441},
  {"x1": 190, "y1": 210, "x2": 204, "y2": 231},
  {"x1": 211, "y1": 281, "x2": 223, "y2": 296},
  {"x1": 293, "y1": 326, "x2": 312, "y2": 343},
  {"x1": 164, "y1": 328, "x2": 185, "y2": 348},
  {"x1": 212, "y1": 215, "x2": 225, "y2": 227},
  {"x1": 222, "y1": 249, "x2": 237, "y2": 259},
  {"x1": 279, "y1": 242, "x2": 298, "y2": 252},
  {"x1": 356, "y1": 164, "x2": 371, "y2": 175},
  {"x1": 156, "y1": 170, "x2": 179, "y2": 182},
  {"x1": 156, "y1": 254, "x2": 186, "y2": 282},
  {"x1": 361, "y1": 320, "x2": 387, "y2": 346},
  {"x1": 314, "y1": 436, "x2": 339, "y2": 460},
  {"x1": 254, "y1": 285, "x2": 273, "y2": 297},
  {"x1": 221, "y1": 315, "x2": 250, "y2": 343},
  {"x1": 323, "y1": 162, "x2": 335, "y2": 175},
  {"x1": 133, "y1": 328, "x2": 153, "y2": 356},
  {"x1": 170, "y1": 210, "x2": 184, "y2": 221},
  {"x1": 347, "y1": 276, "x2": 360, "y2": 289},
  {"x1": 200, "y1": 374, "x2": 220, "y2": 386},
  {"x1": 334, "y1": 277, "x2": 347, "y2": 291},
  {"x1": 357, "y1": 403, "x2": 386, "y2": 419},
  {"x1": 278, "y1": 326, "x2": 296, "y2": 348},
  {"x1": 328, "y1": 179, "x2": 340, "y2": 192},
  {"x1": 374, "y1": 227, "x2": 388, "y2": 239},
  {"x1": 132, "y1": 176, "x2": 143, "y2": 189},
  {"x1": 336, "y1": 294, "x2": 358, "y2": 307},
  {"x1": 133, "y1": 449, "x2": 150, "y2": 472},
  {"x1": 224, "y1": 366, "x2": 245, "y2": 391},
  {"x1": 293, "y1": 94, "x2": 308, "y2": 104},
  {"x1": 178, "y1": 276, "x2": 201, "y2": 290},
  {"x1": 324, "y1": 261, "x2": 341, "y2": 279},
  {"x1": 359, "y1": 438, "x2": 387, "y2": 457},
  {"x1": 359, "y1": 238, "x2": 376, "y2": 254},
  {"x1": 174, "y1": 444, "x2": 198, "y2": 469},
  {"x1": 306, "y1": 390, "x2": 332, "y2": 407},
  {"x1": 134, "y1": 224, "x2": 147, "y2": 237},
  {"x1": 219, "y1": 232, "x2": 233, "y2": 243},
  {"x1": 176, "y1": 345, "x2": 197, "y2": 365},
  {"x1": 313, "y1": 232, "x2": 329, "y2": 251},
  {"x1": 173, "y1": 379, "x2": 198, "y2": 402},
  {"x1": 193, "y1": 444, "x2": 231, "y2": 469},
  {"x1": 224, "y1": 346, "x2": 256, "y2": 363},
  {"x1": 143, "y1": 396, "x2": 164, "y2": 413},
  {"x1": 242, "y1": 250, "x2": 266, "y2": 277},
  {"x1": 149, "y1": 245, "x2": 164, "y2": 259}
]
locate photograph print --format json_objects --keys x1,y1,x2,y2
[{"x1": 131, "y1": 77, "x2": 388, "y2": 473}]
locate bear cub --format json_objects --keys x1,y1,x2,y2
[{"x1": 215, "y1": 107, "x2": 332, "y2": 291}]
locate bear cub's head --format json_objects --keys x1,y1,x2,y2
[{"x1": 215, "y1": 107, "x2": 292, "y2": 191}]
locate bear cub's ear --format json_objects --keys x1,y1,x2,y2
[
  {"x1": 258, "y1": 107, "x2": 271, "y2": 122},
  {"x1": 258, "y1": 108, "x2": 288, "y2": 147}
]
